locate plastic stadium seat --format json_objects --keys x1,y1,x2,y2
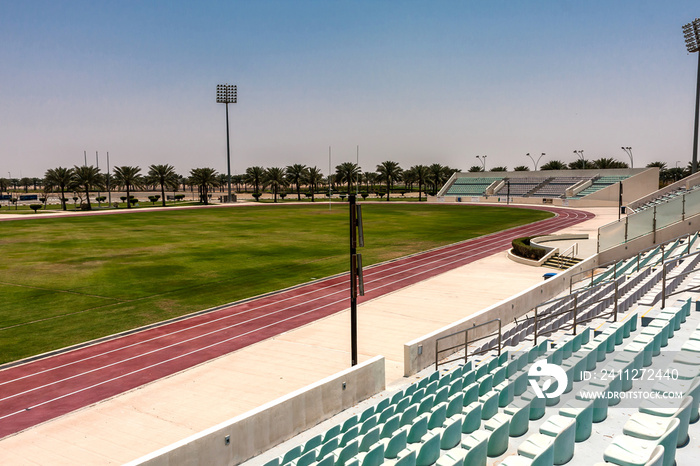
[
  {"x1": 495, "y1": 379, "x2": 515, "y2": 407},
  {"x1": 291, "y1": 449, "x2": 316, "y2": 466},
  {"x1": 517, "y1": 432, "x2": 555, "y2": 466},
  {"x1": 434, "y1": 386, "x2": 449, "y2": 405},
  {"x1": 418, "y1": 395, "x2": 436, "y2": 416},
  {"x1": 463, "y1": 381, "x2": 479, "y2": 405},
  {"x1": 459, "y1": 430, "x2": 489, "y2": 466},
  {"x1": 504, "y1": 397, "x2": 531, "y2": 437},
  {"x1": 409, "y1": 431, "x2": 441, "y2": 466},
  {"x1": 359, "y1": 414, "x2": 380, "y2": 435},
  {"x1": 281, "y1": 445, "x2": 303, "y2": 464},
  {"x1": 492, "y1": 366, "x2": 507, "y2": 385},
  {"x1": 339, "y1": 426, "x2": 360, "y2": 448},
  {"x1": 334, "y1": 439, "x2": 360, "y2": 466},
  {"x1": 407, "y1": 414, "x2": 429, "y2": 444},
  {"x1": 427, "y1": 403, "x2": 447, "y2": 430},
  {"x1": 358, "y1": 426, "x2": 381, "y2": 453},
  {"x1": 521, "y1": 388, "x2": 546, "y2": 421},
  {"x1": 593, "y1": 445, "x2": 664, "y2": 466},
  {"x1": 650, "y1": 378, "x2": 700, "y2": 423},
  {"x1": 379, "y1": 425, "x2": 408, "y2": 459},
  {"x1": 341, "y1": 415, "x2": 359, "y2": 434},
  {"x1": 353, "y1": 442, "x2": 385, "y2": 466},
  {"x1": 637, "y1": 396, "x2": 693, "y2": 447},
  {"x1": 576, "y1": 385, "x2": 608, "y2": 423},
  {"x1": 315, "y1": 455, "x2": 335, "y2": 466},
  {"x1": 484, "y1": 412, "x2": 511, "y2": 457},
  {"x1": 446, "y1": 392, "x2": 464, "y2": 418},
  {"x1": 302, "y1": 434, "x2": 323, "y2": 454},
  {"x1": 447, "y1": 378, "x2": 463, "y2": 397},
  {"x1": 591, "y1": 376, "x2": 622, "y2": 407},
  {"x1": 477, "y1": 374, "x2": 494, "y2": 396},
  {"x1": 395, "y1": 396, "x2": 411, "y2": 415},
  {"x1": 629, "y1": 335, "x2": 654, "y2": 367},
  {"x1": 462, "y1": 401, "x2": 482, "y2": 434},
  {"x1": 323, "y1": 425, "x2": 341, "y2": 444},
  {"x1": 559, "y1": 398, "x2": 594, "y2": 442},
  {"x1": 539, "y1": 414, "x2": 576, "y2": 465},
  {"x1": 463, "y1": 369, "x2": 476, "y2": 386},
  {"x1": 315, "y1": 437, "x2": 339, "y2": 461},
  {"x1": 378, "y1": 406, "x2": 396, "y2": 424},
  {"x1": 437, "y1": 415, "x2": 463, "y2": 450},
  {"x1": 604, "y1": 418, "x2": 679, "y2": 466},
  {"x1": 479, "y1": 389, "x2": 499, "y2": 420},
  {"x1": 400, "y1": 404, "x2": 419, "y2": 428}
]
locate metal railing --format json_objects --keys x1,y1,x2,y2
[{"x1": 434, "y1": 318, "x2": 501, "y2": 371}]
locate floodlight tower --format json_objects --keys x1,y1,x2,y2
[
  {"x1": 216, "y1": 84, "x2": 238, "y2": 202},
  {"x1": 683, "y1": 18, "x2": 700, "y2": 174},
  {"x1": 476, "y1": 155, "x2": 487, "y2": 171},
  {"x1": 621, "y1": 147, "x2": 633, "y2": 168},
  {"x1": 526, "y1": 152, "x2": 545, "y2": 171},
  {"x1": 573, "y1": 150, "x2": 585, "y2": 168}
]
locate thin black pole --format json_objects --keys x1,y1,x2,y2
[
  {"x1": 693, "y1": 51, "x2": 700, "y2": 174},
  {"x1": 350, "y1": 194, "x2": 358, "y2": 366},
  {"x1": 225, "y1": 102, "x2": 232, "y2": 202}
]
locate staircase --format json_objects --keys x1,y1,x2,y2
[{"x1": 542, "y1": 253, "x2": 583, "y2": 270}]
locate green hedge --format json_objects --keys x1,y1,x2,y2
[{"x1": 512, "y1": 236, "x2": 547, "y2": 261}]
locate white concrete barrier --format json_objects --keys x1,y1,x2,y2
[
  {"x1": 403, "y1": 256, "x2": 597, "y2": 376},
  {"x1": 126, "y1": 355, "x2": 385, "y2": 466}
]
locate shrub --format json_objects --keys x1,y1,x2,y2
[
  {"x1": 279, "y1": 192, "x2": 287, "y2": 200},
  {"x1": 361, "y1": 193, "x2": 368, "y2": 199},
  {"x1": 511, "y1": 236, "x2": 547, "y2": 261},
  {"x1": 29, "y1": 204, "x2": 42, "y2": 213},
  {"x1": 129, "y1": 198, "x2": 138, "y2": 206},
  {"x1": 175, "y1": 194, "x2": 185, "y2": 201},
  {"x1": 252, "y1": 193, "x2": 262, "y2": 201}
]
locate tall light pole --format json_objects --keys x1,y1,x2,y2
[
  {"x1": 525, "y1": 152, "x2": 545, "y2": 171},
  {"x1": 216, "y1": 84, "x2": 237, "y2": 203},
  {"x1": 476, "y1": 155, "x2": 487, "y2": 171},
  {"x1": 683, "y1": 18, "x2": 700, "y2": 174},
  {"x1": 621, "y1": 147, "x2": 633, "y2": 168},
  {"x1": 573, "y1": 150, "x2": 585, "y2": 169}
]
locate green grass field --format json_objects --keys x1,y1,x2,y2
[{"x1": 0, "y1": 203, "x2": 552, "y2": 364}]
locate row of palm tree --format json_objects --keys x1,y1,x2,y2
[{"x1": 44, "y1": 164, "x2": 187, "y2": 210}]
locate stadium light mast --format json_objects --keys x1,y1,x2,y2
[
  {"x1": 525, "y1": 152, "x2": 545, "y2": 171},
  {"x1": 621, "y1": 147, "x2": 633, "y2": 168},
  {"x1": 683, "y1": 18, "x2": 700, "y2": 174},
  {"x1": 573, "y1": 150, "x2": 585, "y2": 169},
  {"x1": 216, "y1": 84, "x2": 238, "y2": 202},
  {"x1": 476, "y1": 155, "x2": 487, "y2": 171}
]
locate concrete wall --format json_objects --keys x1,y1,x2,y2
[
  {"x1": 402, "y1": 256, "x2": 597, "y2": 376},
  {"x1": 598, "y1": 213, "x2": 700, "y2": 264},
  {"x1": 126, "y1": 356, "x2": 386, "y2": 466}
]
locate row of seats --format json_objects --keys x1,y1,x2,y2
[
  {"x1": 570, "y1": 176, "x2": 630, "y2": 199},
  {"x1": 597, "y1": 300, "x2": 699, "y2": 466}
]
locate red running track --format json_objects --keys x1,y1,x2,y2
[{"x1": 0, "y1": 205, "x2": 593, "y2": 438}]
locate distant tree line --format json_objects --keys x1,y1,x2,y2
[{"x1": 0, "y1": 161, "x2": 461, "y2": 210}]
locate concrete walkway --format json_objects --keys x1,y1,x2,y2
[{"x1": 0, "y1": 205, "x2": 618, "y2": 465}]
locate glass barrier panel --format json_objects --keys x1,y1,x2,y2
[
  {"x1": 656, "y1": 195, "x2": 684, "y2": 230},
  {"x1": 599, "y1": 219, "x2": 627, "y2": 251},
  {"x1": 685, "y1": 189, "x2": 700, "y2": 218},
  {"x1": 626, "y1": 207, "x2": 655, "y2": 242}
]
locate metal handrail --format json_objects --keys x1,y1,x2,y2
[{"x1": 435, "y1": 318, "x2": 501, "y2": 371}]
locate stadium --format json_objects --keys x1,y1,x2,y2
[{"x1": 2, "y1": 165, "x2": 700, "y2": 466}]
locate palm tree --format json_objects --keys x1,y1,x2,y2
[
  {"x1": 335, "y1": 162, "x2": 360, "y2": 194},
  {"x1": 541, "y1": 160, "x2": 568, "y2": 170},
  {"x1": 592, "y1": 158, "x2": 628, "y2": 169},
  {"x1": 245, "y1": 166, "x2": 265, "y2": 199},
  {"x1": 286, "y1": 164, "x2": 308, "y2": 201},
  {"x1": 189, "y1": 167, "x2": 220, "y2": 205},
  {"x1": 409, "y1": 165, "x2": 429, "y2": 201},
  {"x1": 513, "y1": 166, "x2": 530, "y2": 171},
  {"x1": 44, "y1": 167, "x2": 74, "y2": 210},
  {"x1": 148, "y1": 164, "x2": 179, "y2": 207},
  {"x1": 568, "y1": 159, "x2": 594, "y2": 169},
  {"x1": 468, "y1": 166, "x2": 484, "y2": 172},
  {"x1": 264, "y1": 167, "x2": 287, "y2": 202},
  {"x1": 305, "y1": 166, "x2": 324, "y2": 202},
  {"x1": 72, "y1": 165, "x2": 104, "y2": 210},
  {"x1": 376, "y1": 161, "x2": 402, "y2": 201},
  {"x1": 113, "y1": 166, "x2": 144, "y2": 209},
  {"x1": 490, "y1": 166, "x2": 508, "y2": 172}
]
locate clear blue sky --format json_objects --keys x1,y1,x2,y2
[{"x1": 1, "y1": 0, "x2": 699, "y2": 178}]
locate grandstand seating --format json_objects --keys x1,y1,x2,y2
[
  {"x1": 443, "y1": 177, "x2": 503, "y2": 196},
  {"x1": 253, "y1": 232, "x2": 700, "y2": 466},
  {"x1": 570, "y1": 176, "x2": 630, "y2": 199}
]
